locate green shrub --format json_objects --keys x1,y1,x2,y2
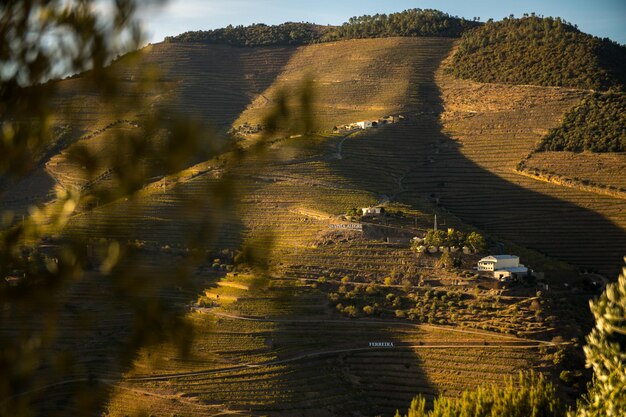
[
  {"x1": 573, "y1": 259, "x2": 626, "y2": 417},
  {"x1": 537, "y1": 93, "x2": 626, "y2": 153},
  {"x1": 343, "y1": 305, "x2": 358, "y2": 318},
  {"x1": 559, "y1": 370, "x2": 573, "y2": 384},
  {"x1": 394, "y1": 372, "x2": 564, "y2": 417},
  {"x1": 363, "y1": 305, "x2": 376, "y2": 315}
]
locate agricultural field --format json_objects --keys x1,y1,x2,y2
[
  {"x1": 3, "y1": 33, "x2": 617, "y2": 416},
  {"x1": 522, "y1": 151, "x2": 626, "y2": 195},
  {"x1": 321, "y1": 71, "x2": 625, "y2": 276},
  {"x1": 0, "y1": 42, "x2": 296, "y2": 216},
  {"x1": 403, "y1": 67, "x2": 625, "y2": 276},
  {"x1": 234, "y1": 37, "x2": 451, "y2": 131},
  {"x1": 102, "y1": 274, "x2": 560, "y2": 417}
]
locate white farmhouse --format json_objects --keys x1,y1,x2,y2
[
  {"x1": 356, "y1": 120, "x2": 376, "y2": 129},
  {"x1": 478, "y1": 255, "x2": 520, "y2": 271},
  {"x1": 478, "y1": 255, "x2": 529, "y2": 281},
  {"x1": 361, "y1": 206, "x2": 384, "y2": 216}
]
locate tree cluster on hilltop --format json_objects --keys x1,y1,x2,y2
[
  {"x1": 538, "y1": 92, "x2": 626, "y2": 153},
  {"x1": 321, "y1": 9, "x2": 480, "y2": 41},
  {"x1": 164, "y1": 9, "x2": 481, "y2": 46},
  {"x1": 165, "y1": 22, "x2": 323, "y2": 46},
  {"x1": 447, "y1": 15, "x2": 626, "y2": 91}
]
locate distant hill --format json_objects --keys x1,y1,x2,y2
[
  {"x1": 321, "y1": 9, "x2": 480, "y2": 41},
  {"x1": 165, "y1": 22, "x2": 326, "y2": 46},
  {"x1": 165, "y1": 9, "x2": 481, "y2": 46},
  {"x1": 538, "y1": 92, "x2": 626, "y2": 152},
  {"x1": 447, "y1": 15, "x2": 626, "y2": 91}
]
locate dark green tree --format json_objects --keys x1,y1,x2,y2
[{"x1": 448, "y1": 16, "x2": 626, "y2": 91}]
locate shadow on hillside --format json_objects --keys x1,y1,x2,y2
[
  {"x1": 328, "y1": 49, "x2": 626, "y2": 278},
  {"x1": 8, "y1": 45, "x2": 303, "y2": 416},
  {"x1": 227, "y1": 281, "x2": 439, "y2": 417},
  {"x1": 18, "y1": 207, "x2": 247, "y2": 415},
  {"x1": 146, "y1": 43, "x2": 298, "y2": 131}
]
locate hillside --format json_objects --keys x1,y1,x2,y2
[
  {"x1": 4, "y1": 37, "x2": 582, "y2": 417},
  {"x1": 537, "y1": 92, "x2": 626, "y2": 152},
  {"x1": 0, "y1": 42, "x2": 297, "y2": 216},
  {"x1": 448, "y1": 15, "x2": 626, "y2": 91},
  {"x1": 3, "y1": 15, "x2": 625, "y2": 416}
]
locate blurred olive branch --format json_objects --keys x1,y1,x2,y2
[{"x1": 0, "y1": 1, "x2": 314, "y2": 415}]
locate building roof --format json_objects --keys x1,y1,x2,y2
[
  {"x1": 496, "y1": 266, "x2": 529, "y2": 273},
  {"x1": 479, "y1": 255, "x2": 519, "y2": 262}
]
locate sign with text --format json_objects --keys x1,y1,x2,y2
[{"x1": 330, "y1": 223, "x2": 363, "y2": 231}]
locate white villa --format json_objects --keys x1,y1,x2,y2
[
  {"x1": 478, "y1": 255, "x2": 520, "y2": 271},
  {"x1": 356, "y1": 120, "x2": 377, "y2": 129},
  {"x1": 478, "y1": 255, "x2": 529, "y2": 281},
  {"x1": 333, "y1": 115, "x2": 404, "y2": 133},
  {"x1": 361, "y1": 206, "x2": 384, "y2": 216}
]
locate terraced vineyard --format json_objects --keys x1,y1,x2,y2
[
  {"x1": 423, "y1": 72, "x2": 626, "y2": 276},
  {"x1": 234, "y1": 37, "x2": 451, "y2": 131},
  {"x1": 522, "y1": 151, "x2": 626, "y2": 195},
  {"x1": 133, "y1": 43, "x2": 297, "y2": 127},
  {"x1": 326, "y1": 57, "x2": 624, "y2": 275},
  {"x1": 104, "y1": 277, "x2": 556, "y2": 417},
  {"x1": 6, "y1": 34, "x2": 620, "y2": 416},
  {"x1": 0, "y1": 42, "x2": 296, "y2": 217}
]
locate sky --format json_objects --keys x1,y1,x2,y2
[{"x1": 138, "y1": 0, "x2": 626, "y2": 45}]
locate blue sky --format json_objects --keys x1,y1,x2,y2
[{"x1": 138, "y1": 0, "x2": 626, "y2": 45}]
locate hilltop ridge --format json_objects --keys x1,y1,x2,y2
[
  {"x1": 449, "y1": 15, "x2": 626, "y2": 91},
  {"x1": 165, "y1": 9, "x2": 481, "y2": 46}
]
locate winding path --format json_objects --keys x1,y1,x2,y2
[{"x1": 334, "y1": 131, "x2": 359, "y2": 160}]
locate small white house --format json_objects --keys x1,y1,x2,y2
[
  {"x1": 361, "y1": 206, "x2": 384, "y2": 216},
  {"x1": 356, "y1": 121, "x2": 376, "y2": 129},
  {"x1": 477, "y1": 255, "x2": 520, "y2": 271},
  {"x1": 478, "y1": 255, "x2": 529, "y2": 281}
]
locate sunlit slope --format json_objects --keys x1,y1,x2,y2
[
  {"x1": 129, "y1": 42, "x2": 296, "y2": 127},
  {"x1": 235, "y1": 37, "x2": 453, "y2": 130},
  {"x1": 409, "y1": 72, "x2": 626, "y2": 275},
  {"x1": 0, "y1": 43, "x2": 295, "y2": 215},
  {"x1": 54, "y1": 38, "x2": 568, "y2": 416},
  {"x1": 66, "y1": 38, "x2": 454, "y2": 250},
  {"x1": 523, "y1": 151, "x2": 626, "y2": 194}
]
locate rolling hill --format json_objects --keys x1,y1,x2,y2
[{"x1": 2, "y1": 10, "x2": 625, "y2": 417}]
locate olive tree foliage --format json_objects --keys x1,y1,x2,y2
[
  {"x1": 0, "y1": 0, "x2": 149, "y2": 175},
  {"x1": 573, "y1": 258, "x2": 626, "y2": 417},
  {"x1": 0, "y1": 1, "x2": 313, "y2": 415},
  {"x1": 394, "y1": 372, "x2": 565, "y2": 417}
]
